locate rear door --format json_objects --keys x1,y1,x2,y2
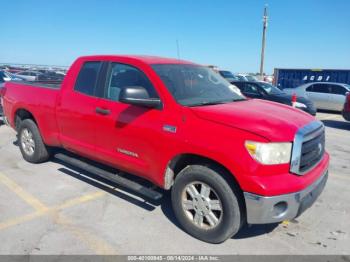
[
  {"x1": 305, "y1": 83, "x2": 331, "y2": 110},
  {"x1": 57, "y1": 61, "x2": 106, "y2": 157},
  {"x1": 329, "y1": 84, "x2": 348, "y2": 111}
]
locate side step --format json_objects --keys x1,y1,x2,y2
[{"x1": 54, "y1": 153, "x2": 163, "y2": 201}]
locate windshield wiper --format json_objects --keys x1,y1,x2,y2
[{"x1": 188, "y1": 98, "x2": 246, "y2": 107}]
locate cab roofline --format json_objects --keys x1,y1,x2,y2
[{"x1": 76, "y1": 55, "x2": 197, "y2": 65}]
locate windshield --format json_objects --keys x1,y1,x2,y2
[
  {"x1": 152, "y1": 64, "x2": 245, "y2": 106},
  {"x1": 245, "y1": 75, "x2": 257, "y2": 82},
  {"x1": 344, "y1": 84, "x2": 350, "y2": 90},
  {"x1": 219, "y1": 71, "x2": 238, "y2": 81},
  {"x1": 258, "y1": 82, "x2": 283, "y2": 95}
]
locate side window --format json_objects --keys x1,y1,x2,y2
[
  {"x1": 105, "y1": 63, "x2": 158, "y2": 101},
  {"x1": 312, "y1": 84, "x2": 330, "y2": 94},
  {"x1": 330, "y1": 85, "x2": 347, "y2": 95},
  {"x1": 232, "y1": 82, "x2": 244, "y2": 90},
  {"x1": 74, "y1": 61, "x2": 102, "y2": 96},
  {"x1": 244, "y1": 83, "x2": 260, "y2": 95},
  {"x1": 306, "y1": 85, "x2": 314, "y2": 92}
]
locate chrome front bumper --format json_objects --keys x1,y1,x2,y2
[{"x1": 243, "y1": 169, "x2": 328, "y2": 224}]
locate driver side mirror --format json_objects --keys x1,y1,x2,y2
[{"x1": 119, "y1": 86, "x2": 162, "y2": 109}]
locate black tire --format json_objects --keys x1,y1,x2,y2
[
  {"x1": 18, "y1": 119, "x2": 51, "y2": 163},
  {"x1": 171, "y1": 164, "x2": 244, "y2": 244}
]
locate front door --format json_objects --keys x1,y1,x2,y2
[
  {"x1": 93, "y1": 62, "x2": 170, "y2": 182},
  {"x1": 306, "y1": 83, "x2": 331, "y2": 110}
]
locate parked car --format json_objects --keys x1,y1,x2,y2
[
  {"x1": 264, "y1": 75, "x2": 274, "y2": 83},
  {"x1": 0, "y1": 70, "x2": 11, "y2": 81},
  {"x1": 15, "y1": 71, "x2": 42, "y2": 81},
  {"x1": 283, "y1": 82, "x2": 350, "y2": 111},
  {"x1": 38, "y1": 71, "x2": 65, "y2": 81},
  {"x1": 2, "y1": 55, "x2": 329, "y2": 243},
  {"x1": 342, "y1": 92, "x2": 350, "y2": 121},
  {"x1": 218, "y1": 70, "x2": 239, "y2": 82},
  {"x1": 237, "y1": 74, "x2": 259, "y2": 82},
  {"x1": 232, "y1": 81, "x2": 317, "y2": 115},
  {"x1": 1, "y1": 70, "x2": 25, "y2": 81},
  {"x1": 0, "y1": 80, "x2": 4, "y2": 117}
]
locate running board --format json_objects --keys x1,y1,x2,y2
[{"x1": 54, "y1": 153, "x2": 163, "y2": 201}]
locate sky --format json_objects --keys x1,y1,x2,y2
[{"x1": 1, "y1": 0, "x2": 349, "y2": 73}]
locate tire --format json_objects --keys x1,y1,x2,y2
[
  {"x1": 18, "y1": 119, "x2": 51, "y2": 163},
  {"x1": 171, "y1": 164, "x2": 244, "y2": 244}
]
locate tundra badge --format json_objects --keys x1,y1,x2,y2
[{"x1": 117, "y1": 148, "x2": 139, "y2": 158}]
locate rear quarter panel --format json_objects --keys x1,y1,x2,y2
[{"x1": 3, "y1": 82, "x2": 61, "y2": 145}]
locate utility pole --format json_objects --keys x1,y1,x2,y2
[
  {"x1": 259, "y1": 5, "x2": 268, "y2": 79},
  {"x1": 176, "y1": 39, "x2": 181, "y2": 59}
]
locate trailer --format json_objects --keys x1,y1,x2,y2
[{"x1": 274, "y1": 68, "x2": 350, "y2": 89}]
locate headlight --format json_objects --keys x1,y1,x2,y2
[
  {"x1": 294, "y1": 102, "x2": 307, "y2": 108},
  {"x1": 245, "y1": 141, "x2": 292, "y2": 165}
]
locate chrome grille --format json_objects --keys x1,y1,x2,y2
[{"x1": 290, "y1": 121, "x2": 325, "y2": 175}]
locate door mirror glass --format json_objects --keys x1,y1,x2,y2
[{"x1": 119, "y1": 86, "x2": 162, "y2": 108}]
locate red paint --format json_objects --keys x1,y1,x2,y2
[
  {"x1": 2, "y1": 55, "x2": 329, "y2": 196},
  {"x1": 344, "y1": 93, "x2": 350, "y2": 112}
]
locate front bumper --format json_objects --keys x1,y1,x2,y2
[{"x1": 243, "y1": 169, "x2": 328, "y2": 224}]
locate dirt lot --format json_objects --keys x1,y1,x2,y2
[{"x1": 0, "y1": 112, "x2": 349, "y2": 255}]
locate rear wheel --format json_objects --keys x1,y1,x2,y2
[
  {"x1": 18, "y1": 119, "x2": 51, "y2": 163},
  {"x1": 171, "y1": 165, "x2": 244, "y2": 243}
]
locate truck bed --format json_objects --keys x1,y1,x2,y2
[
  {"x1": 3, "y1": 80, "x2": 61, "y2": 145},
  {"x1": 12, "y1": 80, "x2": 62, "y2": 90}
]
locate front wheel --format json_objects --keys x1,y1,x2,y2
[
  {"x1": 18, "y1": 119, "x2": 51, "y2": 163},
  {"x1": 171, "y1": 165, "x2": 244, "y2": 244}
]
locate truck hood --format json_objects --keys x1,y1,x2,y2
[{"x1": 190, "y1": 99, "x2": 315, "y2": 141}]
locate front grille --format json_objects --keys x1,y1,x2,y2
[
  {"x1": 290, "y1": 121, "x2": 325, "y2": 175},
  {"x1": 299, "y1": 129, "x2": 325, "y2": 173}
]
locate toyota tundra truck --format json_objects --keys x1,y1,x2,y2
[{"x1": 2, "y1": 55, "x2": 329, "y2": 243}]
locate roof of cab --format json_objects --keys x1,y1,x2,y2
[{"x1": 78, "y1": 55, "x2": 196, "y2": 65}]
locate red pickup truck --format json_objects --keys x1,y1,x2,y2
[{"x1": 2, "y1": 55, "x2": 329, "y2": 243}]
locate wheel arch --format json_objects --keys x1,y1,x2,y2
[
  {"x1": 163, "y1": 153, "x2": 242, "y2": 193},
  {"x1": 14, "y1": 108, "x2": 38, "y2": 131}
]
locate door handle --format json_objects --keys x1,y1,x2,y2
[{"x1": 95, "y1": 107, "x2": 111, "y2": 115}]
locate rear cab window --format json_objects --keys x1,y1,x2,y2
[{"x1": 74, "y1": 62, "x2": 102, "y2": 96}]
